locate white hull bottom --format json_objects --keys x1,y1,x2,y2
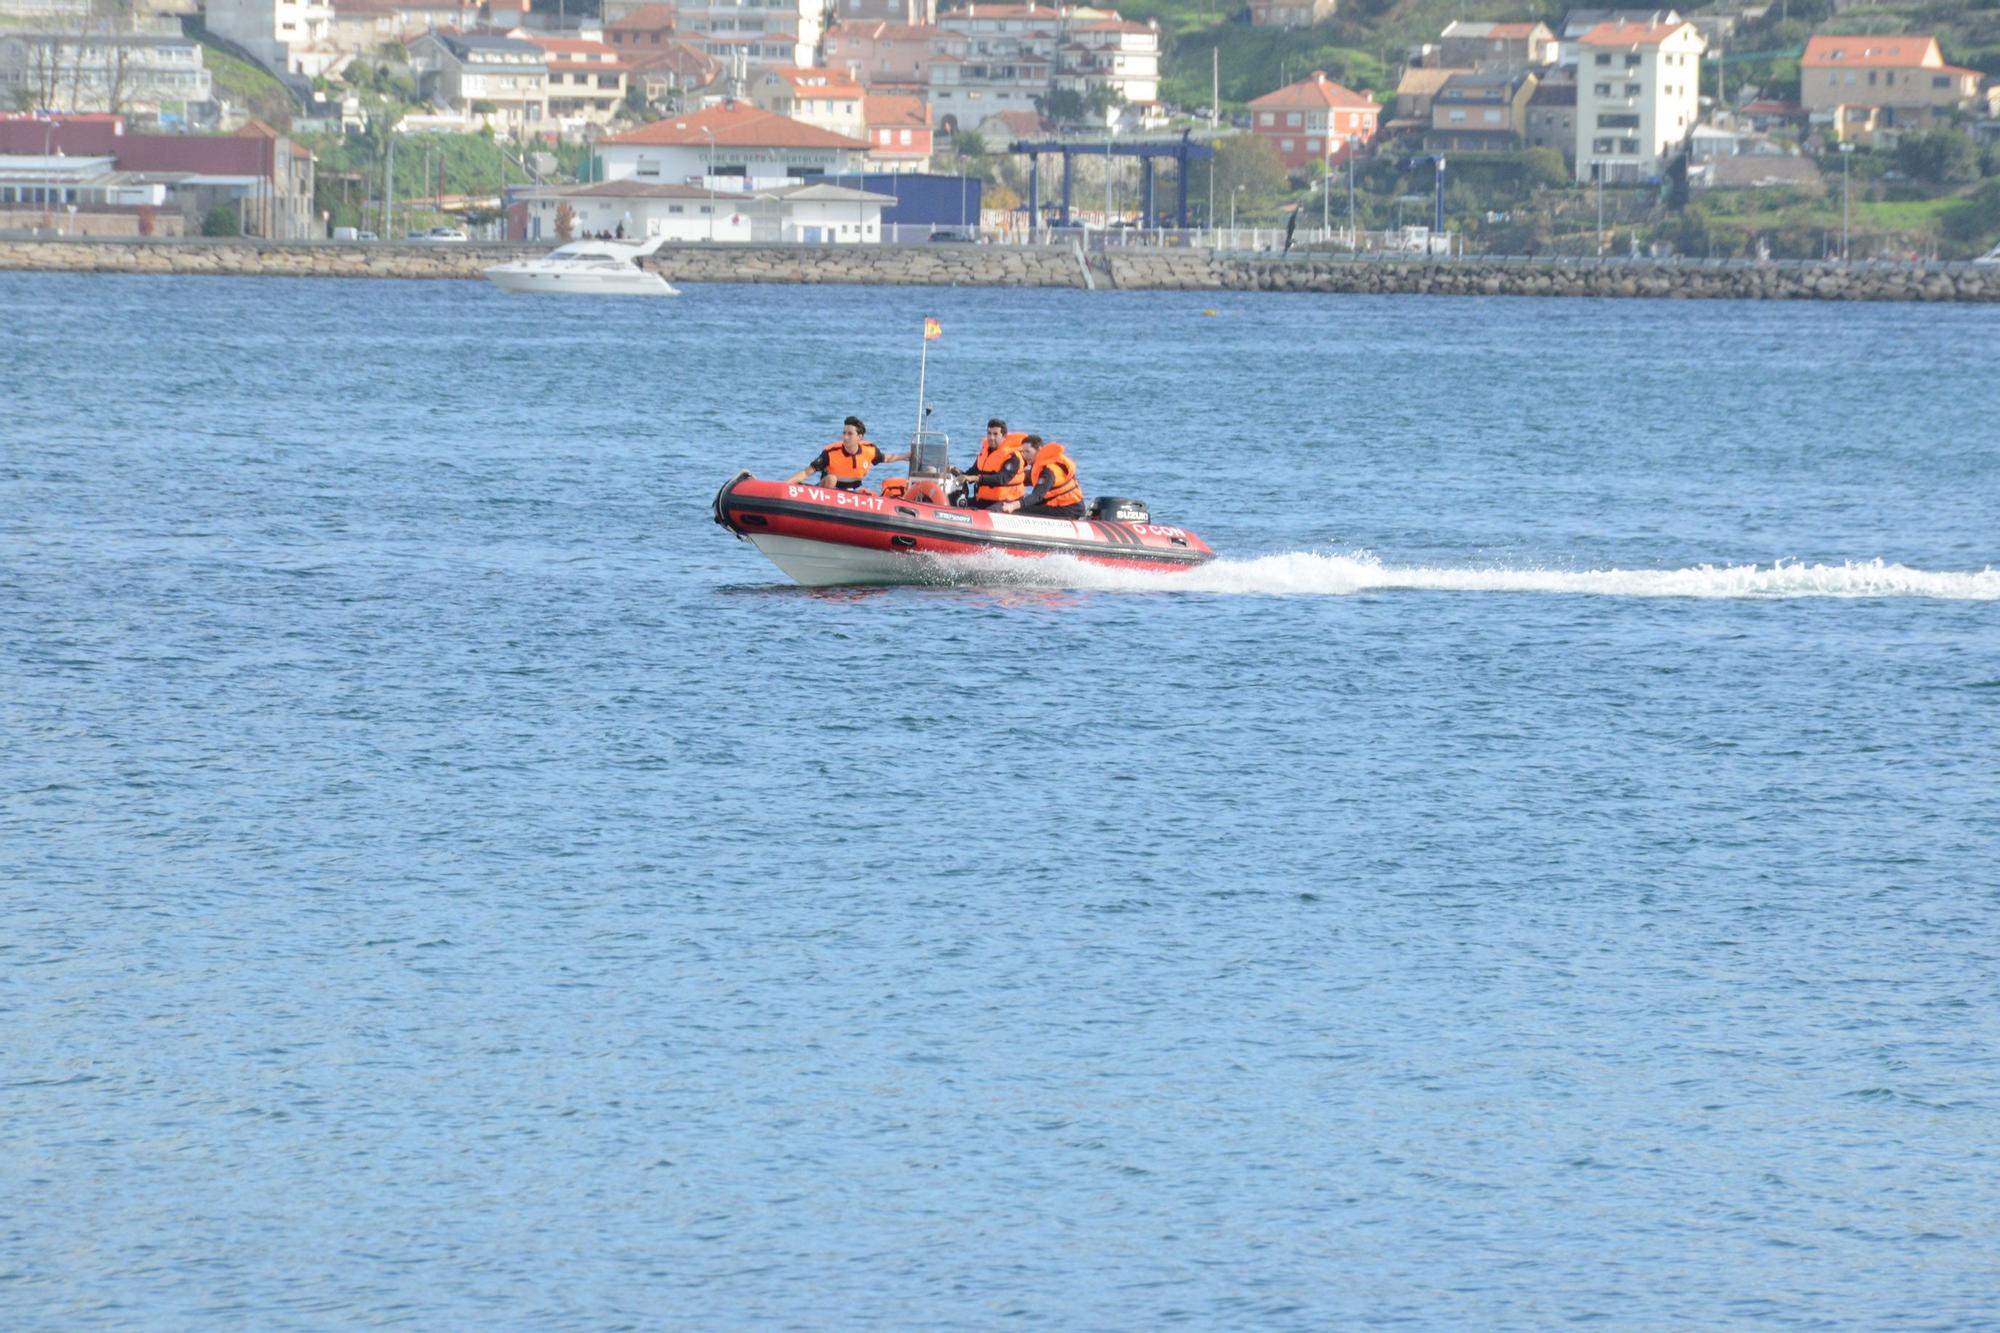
[
  {"x1": 746, "y1": 534, "x2": 951, "y2": 587},
  {"x1": 484, "y1": 269, "x2": 679, "y2": 297}
]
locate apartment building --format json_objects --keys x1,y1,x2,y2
[
  {"x1": 0, "y1": 32, "x2": 212, "y2": 117},
  {"x1": 528, "y1": 36, "x2": 629, "y2": 130},
  {"x1": 1054, "y1": 15, "x2": 1158, "y2": 112},
  {"x1": 823, "y1": 21, "x2": 937, "y2": 92},
  {"x1": 1573, "y1": 17, "x2": 1702, "y2": 182},
  {"x1": 406, "y1": 30, "x2": 548, "y2": 136}
]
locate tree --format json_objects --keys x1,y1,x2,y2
[
  {"x1": 202, "y1": 205, "x2": 242, "y2": 236},
  {"x1": 1665, "y1": 149, "x2": 1690, "y2": 211},
  {"x1": 555, "y1": 201, "x2": 576, "y2": 241},
  {"x1": 1213, "y1": 134, "x2": 1287, "y2": 202},
  {"x1": 1895, "y1": 129, "x2": 1978, "y2": 186}
]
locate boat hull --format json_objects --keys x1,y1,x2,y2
[
  {"x1": 483, "y1": 265, "x2": 679, "y2": 296},
  {"x1": 713, "y1": 474, "x2": 1214, "y2": 587}
]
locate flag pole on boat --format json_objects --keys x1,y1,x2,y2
[{"x1": 915, "y1": 316, "x2": 942, "y2": 442}]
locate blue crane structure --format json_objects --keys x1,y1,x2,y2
[{"x1": 1007, "y1": 129, "x2": 1215, "y2": 229}]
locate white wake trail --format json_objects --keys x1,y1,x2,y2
[{"x1": 1023, "y1": 553, "x2": 2000, "y2": 600}]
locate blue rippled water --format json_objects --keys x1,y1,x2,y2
[{"x1": 4, "y1": 273, "x2": 1998, "y2": 1327}]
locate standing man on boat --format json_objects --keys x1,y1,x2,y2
[
  {"x1": 787, "y1": 417, "x2": 906, "y2": 491},
  {"x1": 956, "y1": 419, "x2": 1027, "y2": 510},
  {"x1": 1002, "y1": 435, "x2": 1086, "y2": 518}
]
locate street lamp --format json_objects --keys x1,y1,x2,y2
[
  {"x1": 702, "y1": 125, "x2": 716, "y2": 242},
  {"x1": 1839, "y1": 140, "x2": 1854, "y2": 263}
]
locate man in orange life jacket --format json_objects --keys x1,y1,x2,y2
[
  {"x1": 1004, "y1": 434, "x2": 1085, "y2": 518},
  {"x1": 954, "y1": 418, "x2": 1027, "y2": 510},
  {"x1": 786, "y1": 416, "x2": 906, "y2": 490}
]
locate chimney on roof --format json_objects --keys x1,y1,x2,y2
[{"x1": 1312, "y1": 69, "x2": 1326, "y2": 82}]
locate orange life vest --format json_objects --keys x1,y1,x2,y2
[
  {"x1": 972, "y1": 432, "x2": 1027, "y2": 505},
  {"x1": 880, "y1": 476, "x2": 909, "y2": 499},
  {"x1": 822, "y1": 441, "x2": 879, "y2": 485},
  {"x1": 1028, "y1": 442, "x2": 1082, "y2": 509}
]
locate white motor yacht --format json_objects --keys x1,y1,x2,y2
[{"x1": 484, "y1": 235, "x2": 680, "y2": 296}]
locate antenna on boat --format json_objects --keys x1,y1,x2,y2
[{"x1": 907, "y1": 317, "x2": 950, "y2": 485}]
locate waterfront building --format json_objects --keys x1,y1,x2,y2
[
  {"x1": 1572, "y1": 16, "x2": 1702, "y2": 183},
  {"x1": 1247, "y1": 69, "x2": 1380, "y2": 172},
  {"x1": 0, "y1": 114, "x2": 315, "y2": 235},
  {"x1": 595, "y1": 99, "x2": 870, "y2": 186},
  {"x1": 516, "y1": 175, "x2": 896, "y2": 241}
]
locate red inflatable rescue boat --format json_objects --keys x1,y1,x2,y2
[{"x1": 712, "y1": 472, "x2": 1216, "y2": 587}]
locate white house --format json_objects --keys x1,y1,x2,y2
[
  {"x1": 1574, "y1": 17, "x2": 1704, "y2": 182},
  {"x1": 596, "y1": 100, "x2": 871, "y2": 188},
  {"x1": 406, "y1": 31, "x2": 549, "y2": 138},
  {"x1": 203, "y1": 0, "x2": 341, "y2": 76},
  {"x1": 522, "y1": 176, "x2": 897, "y2": 242},
  {"x1": 750, "y1": 66, "x2": 867, "y2": 137}
]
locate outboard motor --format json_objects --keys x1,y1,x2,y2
[{"x1": 1090, "y1": 496, "x2": 1150, "y2": 523}]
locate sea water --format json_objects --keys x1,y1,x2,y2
[{"x1": 3, "y1": 274, "x2": 1998, "y2": 1327}]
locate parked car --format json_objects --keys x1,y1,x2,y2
[
  {"x1": 413, "y1": 226, "x2": 468, "y2": 243},
  {"x1": 927, "y1": 229, "x2": 975, "y2": 243}
]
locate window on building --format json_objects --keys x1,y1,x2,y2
[
  {"x1": 1306, "y1": 137, "x2": 1320, "y2": 151},
  {"x1": 1593, "y1": 136, "x2": 1614, "y2": 152},
  {"x1": 1280, "y1": 137, "x2": 1295, "y2": 150},
  {"x1": 1594, "y1": 82, "x2": 1611, "y2": 95},
  {"x1": 669, "y1": 204, "x2": 684, "y2": 213},
  {"x1": 1595, "y1": 53, "x2": 1610, "y2": 66},
  {"x1": 1483, "y1": 109, "x2": 1501, "y2": 123},
  {"x1": 1447, "y1": 110, "x2": 1465, "y2": 122},
  {"x1": 1286, "y1": 112, "x2": 1301, "y2": 127},
  {"x1": 1625, "y1": 83, "x2": 1641, "y2": 96},
  {"x1": 1620, "y1": 138, "x2": 1639, "y2": 153},
  {"x1": 1933, "y1": 75, "x2": 1951, "y2": 88},
  {"x1": 1259, "y1": 112, "x2": 1274, "y2": 126},
  {"x1": 1625, "y1": 53, "x2": 1640, "y2": 67}
]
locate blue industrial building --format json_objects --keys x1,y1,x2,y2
[{"x1": 806, "y1": 173, "x2": 983, "y2": 231}]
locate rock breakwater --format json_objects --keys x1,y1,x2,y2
[{"x1": 3, "y1": 237, "x2": 1994, "y2": 302}]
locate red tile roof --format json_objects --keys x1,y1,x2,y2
[
  {"x1": 528, "y1": 36, "x2": 618, "y2": 55},
  {"x1": 1577, "y1": 19, "x2": 1693, "y2": 47},
  {"x1": 606, "y1": 4, "x2": 678, "y2": 30},
  {"x1": 601, "y1": 101, "x2": 868, "y2": 149},
  {"x1": 1801, "y1": 34, "x2": 1942, "y2": 69},
  {"x1": 864, "y1": 93, "x2": 929, "y2": 128},
  {"x1": 1249, "y1": 71, "x2": 1380, "y2": 112}
]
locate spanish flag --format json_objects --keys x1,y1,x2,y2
[{"x1": 923, "y1": 317, "x2": 943, "y2": 341}]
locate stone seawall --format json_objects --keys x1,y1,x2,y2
[{"x1": 3, "y1": 237, "x2": 1996, "y2": 302}]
